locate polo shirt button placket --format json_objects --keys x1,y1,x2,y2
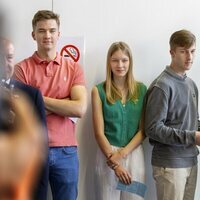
[{"x1": 46, "y1": 63, "x2": 53, "y2": 77}]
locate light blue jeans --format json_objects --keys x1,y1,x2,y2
[{"x1": 48, "y1": 147, "x2": 79, "y2": 200}]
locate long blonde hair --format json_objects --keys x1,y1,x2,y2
[{"x1": 105, "y1": 41, "x2": 139, "y2": 104}]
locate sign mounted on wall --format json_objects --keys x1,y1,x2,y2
[
  {"x1": 57, "y1": 36, "x2": 85, "y2": 68},
  {"x1": 60, "y1": 44, "x2": 80, "y2": 62}
]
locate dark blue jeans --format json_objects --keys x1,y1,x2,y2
[{"x1": 49, "y1": 147, "x2": 79, "y2": 200}]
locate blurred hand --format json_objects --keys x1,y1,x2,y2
[
  {"x1": 45, "y1": 109, "x2": 52, "y2": 115},
  {"x1": 195, "y1": 131, "x2": 200, "y2": 145},
  {"x1": 0, "y1": 89, "x2": 46, "y2": 200}
]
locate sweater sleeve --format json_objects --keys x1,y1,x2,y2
[{"x1": 144, "y1": 86, "x2": 196, "y2": 145}]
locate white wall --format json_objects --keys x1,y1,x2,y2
[{"x1": 1, "y1": 0, "x2": 200, "y2": 199}]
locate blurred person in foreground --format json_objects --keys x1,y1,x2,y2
[
  {"x1": 0, "y1": 38, "x2": 48, "y2": 199},
  {"x1": 0, "y1": 42, "x2": 46, "y2": 199}
]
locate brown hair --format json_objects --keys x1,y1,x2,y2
[
  {"x1": 32, "y1": 10, "x2": 60, "y2": 30},
  {"x1": 169, "y1": 29, "x2": 196, "y2": 50}
]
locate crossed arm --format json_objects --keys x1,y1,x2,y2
[{"x1": 43, "y1": 85, "x2": 87, "y2": 118}]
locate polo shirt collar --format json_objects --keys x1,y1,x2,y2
[{"x1": 32, "y1": 51, "x2": 61, "y2": 65}]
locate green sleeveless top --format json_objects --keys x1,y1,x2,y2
[{"x1": 96, "y1": 82, "x2": 147, "y2": 147}]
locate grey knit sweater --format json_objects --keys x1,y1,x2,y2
[{"x1": 144, "y1": 66, "x2": 199, "y2": 168}]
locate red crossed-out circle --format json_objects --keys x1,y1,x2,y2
[{"x1": 60, "y1": 44, "x2": 80, "y2": 62}]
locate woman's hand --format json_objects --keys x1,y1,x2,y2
[
  {"x1": 106, "y1": 151, "x2": 120, "y2": 168},
  {"x1": 114, "y1": 165, "x2": 132, "y2": 185},
  {"x1": 106, "y1": 148, "x2": 127, "y2": 168}
]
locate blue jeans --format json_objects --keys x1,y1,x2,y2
[{"x1": 49, "y1": 147, "x2": 79, "y2": 200}]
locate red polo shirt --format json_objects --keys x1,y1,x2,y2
[{"x1": 14, "y1": 52, "x2": 85, "y2": 147}]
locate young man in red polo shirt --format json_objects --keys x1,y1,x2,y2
[{"x1": 14, "y1": 10, "x2": 87, "y2": 200}]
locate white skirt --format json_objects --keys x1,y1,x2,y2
[{"x1": 95, "y1": 144, "x2": 146, "y2": 200}]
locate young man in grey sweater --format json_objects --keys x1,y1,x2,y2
[{"x1": 145, "y1": 29, "x2": 200, "y2": 200}]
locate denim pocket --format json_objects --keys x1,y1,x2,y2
[{"x1": 62, "y1": 146, "x2": 77, "y2": 155}]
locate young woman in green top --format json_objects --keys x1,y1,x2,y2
[{"x1": 91, "y1": 41, "x2": 147, "y2": 200}]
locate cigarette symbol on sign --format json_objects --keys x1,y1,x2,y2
[{"x1": 60, "y1": 44, "x2": 80, "y2": 62}]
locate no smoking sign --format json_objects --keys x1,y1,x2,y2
[{"x1": 60, "y1": 44, "x2": 80, "y2": 62}]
